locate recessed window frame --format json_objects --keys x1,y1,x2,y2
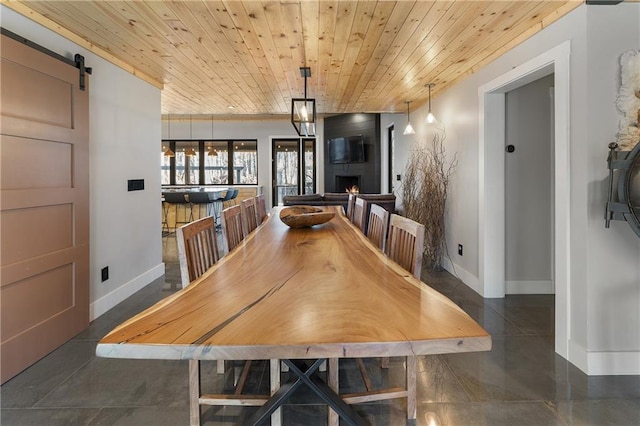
[{"x1": 161, "y1": 139, "x2": 258, "y2": 186}]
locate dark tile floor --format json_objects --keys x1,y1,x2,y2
[{"x1": 2, "y1": 234, "x2": 639, "y2": 425}]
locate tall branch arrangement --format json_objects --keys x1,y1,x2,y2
[{"x1": 401, "y1": 133, "x2": 457, "y2": 271}]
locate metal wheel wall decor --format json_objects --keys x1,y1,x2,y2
[{"x1": 605, "y1": 141, "x2": 640, "y2": 238}]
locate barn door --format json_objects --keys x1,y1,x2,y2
[{"x1": 0, "y1": 33, "x2": 90, "y2": 383}]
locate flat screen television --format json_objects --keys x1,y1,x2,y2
[{"x1": 328, "y1": 135, "x2": 365, "y2": 164}]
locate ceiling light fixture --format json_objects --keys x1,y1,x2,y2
[
  {"x1": 403, "y1": 100, "x2": 415, "y2": 135},
  {"x1": 291, "y1": 67, "x2": 316, "y2": 137},
  {"x1": 185, "y1": 115, "x2": 196, "y2": 156},
  {"x1": 164, "y1": 114, "x2": 175, "y2": 157},
  {"x1": 208, "y1": 114, "x2": 218, "y2": 156},
  {"x1": 426, "y1": 83, "x2": 438, "y2": 124}
]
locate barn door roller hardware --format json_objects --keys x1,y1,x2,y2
[
  {"x1": 1, "y1": 28, "x2": 92, "y2": 90},
  {"x1": 586, "y1": 0, "x2": 623, "y2": 5}
]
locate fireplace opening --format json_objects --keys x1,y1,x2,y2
[{"x1": 336, "y1": 175, "x2": 360, "y2": 192}]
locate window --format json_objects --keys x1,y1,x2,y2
[
  {"x1": 303, "y1": 138, "x2": 316, "y2": 194},
  {"x1": 204, "y1": 141, "x2": 229, "y2": 184},
  {"x1": 271, "y1": 138, "x2": 316, "y2": 206},
  {"x1": 161, "y1": 140, "x2": 257, "y2": 185},
  {"x1": 161, "y1": 141, "x2": 172, "y2": 185},
  {"x1": 233, "y1": 141, "x2": 258, "y2": 184},
  {"x1": 175, "y1": 141, "x2": 200, "y2": 185}
]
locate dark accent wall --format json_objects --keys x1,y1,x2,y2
[{"x1": 324, "y1": 113, "x2": 381, "y2": 194}]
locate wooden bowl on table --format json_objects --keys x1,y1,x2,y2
[{"x1": 279, "y1": 206, "x2": 335, "y2": 228}]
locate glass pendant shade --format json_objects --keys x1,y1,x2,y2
[
  {"x1": 403, "y1": 100, "x2": 415, "y2": 135},
  {"x1": 291, "y1": 67, "x2": 317, "y2": 137},
  {"x1": 185, "y1": 147, "x2": 196, "y2": 156},
  {"x1": 403, "y1": 122, "x2": 415, "y2": 135},
  {"x1": 164, "y1": 147, "x2": 175, "y2": 157},
  {"x1": 291, "y1": 98, "x2": 316, "y2": 137}
]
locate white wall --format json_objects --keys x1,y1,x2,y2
[
  {"x1": 2, "y1": 6, "x2": 164, "y2": 320},
  {"x1": 394, "y1": 3, "x2": 640, "y2": 375},
  {"x1": 161, "y1": 117, "x2": 325, "y2": 207}
]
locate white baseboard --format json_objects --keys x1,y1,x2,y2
[
  {"x1": 506, "y1": 280, "x2": 554, "y2": 294},
  {"x1": 568, "y1": 339, "x2": 589, "y2": 374},
  {"x1": 90, "y1": 263, "x2": 165, "y2": 320},
  {"x1": 568, "y1": 339, "x2": 640, "y2": 375},
  {"x1": 586, "y1": 350, "x2": 640, "y2": 375},
  {"x1": 441, "y1": 257, "x2": 482, "y2": 296}
]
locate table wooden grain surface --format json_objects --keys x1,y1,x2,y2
[{"x1": 97, "y1": 206, "x2": 491, "y2": 361}]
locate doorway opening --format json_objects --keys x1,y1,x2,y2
[
  {"x1": 479, "y1": 41, "x2": 571, "y2": 358},
  {"x1": 272, "y1": 138, "x2": 316, "y2": 206},
  {"x1": 504, "y1": 74, "x2": 555, "y2": 295},
  {"x1": 388, "y1": 125, "x2": 395, "y2": 193}
]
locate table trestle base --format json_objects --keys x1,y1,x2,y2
[{"x1": 249, "y1": 359, "x2": 368, "y2": 426}]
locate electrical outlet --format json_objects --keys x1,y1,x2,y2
[
  {"x1": 101, "y1": 266, "x2": 109, "y2": 282},
  {"x1": 396, "y1": 174, "x2": 401, "y2": 181},
  {"x1": 458, "y1": 244, "x2": 463, "y2": 256}
]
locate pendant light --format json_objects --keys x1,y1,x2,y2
[
  {"x1": 291, "y1": 67, "x2": 317, "y2": 137},
  {"x1": 425, "y1": 83, "x2": 438, "y2": 124},
  {"x1": 164, "y1": 115, "x2": 175, "y2": 157},
  {"x1": 207, "y1": 115, "x2": 218, "y2": 156},
  {"x1": 403, "y1": 100, "x2": 415, "y2": 135},
  {"x1": 185, "y1": 115, "x2": 196, "y2": 156}
]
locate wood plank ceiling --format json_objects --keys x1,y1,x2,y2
[{"x1": 6, "y1": 1, "x2": 584, "y2": 116}]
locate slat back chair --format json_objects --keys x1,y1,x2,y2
[
  {"x1": 255, "y1": 193, "x2": 268, "y2": 225},
  {"x1": 176, "y1": 216, "x2": 220, "y2": 288},
  {"x1": 345, "y1": 193, "x2": 356, "y2": 220},
  {"x1": 330, "y1": 212, "x2": 423, "y2": 424},
  {"x1": 351, "y1": 197, "x2": 367, "y2": 233},
  {"x1": 385, "y1": 214, "x2": 425, "y2": 279},
  {"x1": 241, "y1": 197, "x2": 258, "y2": 237},
  {"x1": 178, "y1": 217, "x2": 281, "y2": 425},
  {"x1": 221, "y1": 205, "x2": 244, "y2": 253},
  {"x1": 366, "y1": 203, "x2": 390, "y2": 252},
  {"x1": 176, "y1": 217, "x2": 226, "y2": 374}
]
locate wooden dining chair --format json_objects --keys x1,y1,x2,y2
[
  {"x1": 255, "y1": 193, "x2": 268, "y2": 225},
  {"x1": 330, "y1": 214, "x2": 425, "y2": 425},
  {"x1": 176, "y1": 216, "x2": 220, "y2": 288},
  {"x1": 351, "y1": 197, "x2": 367, "y2": 233},
  {"x1": 366, "y1": 203, "x2": 390, "y2": 252},
  {"x1": 385, "y1": 214, "x2": 425, "y2": 278},
  {"x1": 178, "y1": 217, "x2": 281, "y2": 426},
  {"x1": 241, "y1": 197, "x2": 258, "y2": 237},
  {"x1": 345, "y1": 193, "x2": 356, "y2": 221},
  {"x1": 175, "y1": 216, "x2": 226, "y2": 372},
  {"x1": 221, "y1": 205, "x2": 244, "y2": 253}
]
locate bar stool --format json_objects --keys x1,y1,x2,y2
[
  {"x1": 163, "y1": 192, "x2": 191, "y2": 231},
  {"x1": 186, "y1": 191, "x2": 213, "y2": 221},
  {"x1": 161, "y1": 195, "x2": 170, "y2": 236},
  {"x1": 223, "y1": 188, "x2": 239, "y2": 208},
  {"x1": 217, "y1": 189, "x2": 235, "y2": 218}
]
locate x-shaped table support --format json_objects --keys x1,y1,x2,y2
[{"x1": 248, "y1": 359, "x2": 368, "y2": 426}]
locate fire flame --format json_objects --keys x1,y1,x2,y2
[{"x1": 346, "y1": 185, "x2": 360, "y2": 194}]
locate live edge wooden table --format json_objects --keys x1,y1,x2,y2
[{"x1": 97, "y1": 206, "x2": 491, "y2": 426}]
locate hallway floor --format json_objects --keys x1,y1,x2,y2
[{"x1": 1, "y1": 234, "x2": 639, "y2": 425}]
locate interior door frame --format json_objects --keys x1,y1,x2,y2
[
  {"x1": 479, "y1": 41, "x2": 571, "y2": 358},
  {"x1": 387, "y1": 124, "x2": 395, "y2": 193}
]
